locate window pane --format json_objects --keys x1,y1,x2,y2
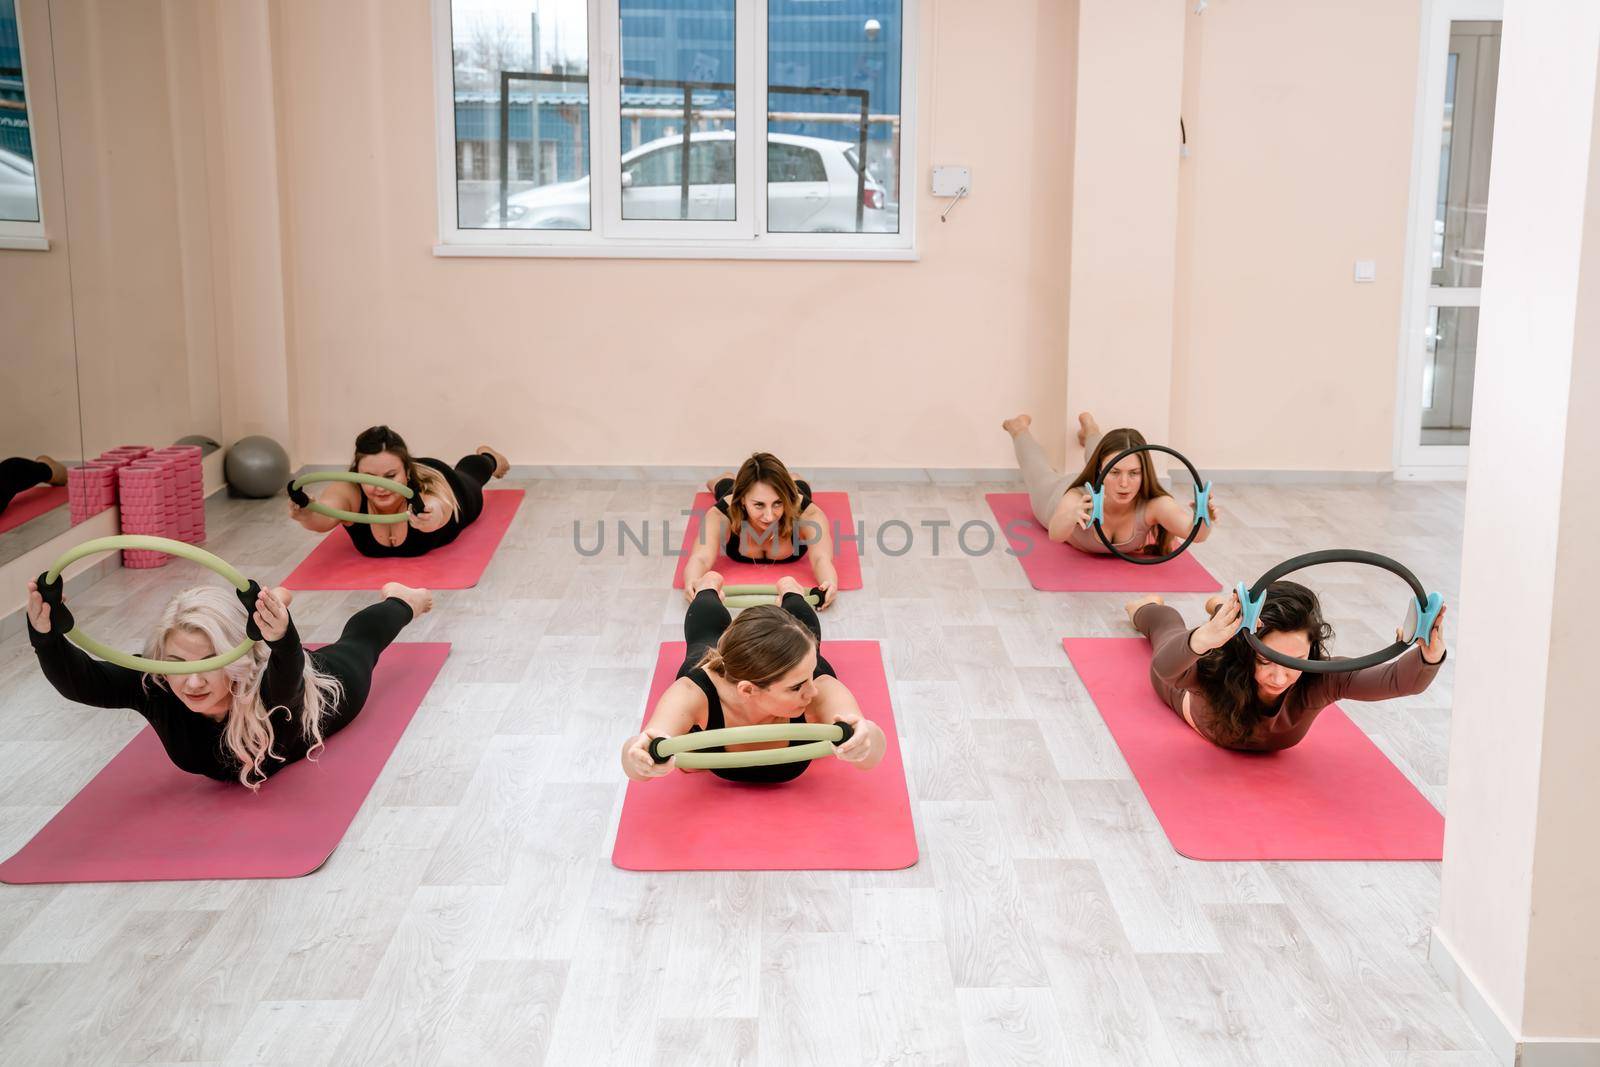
[
  {"x1": 767, "y1": 0, "x2": 901, "y2": 234},
  {"x1": 1432, "y1": 21, "x2": 1499, "y2": 288},
  {"x1": 1420, "y1": 305, "x2": 1478, "y2": 446},
  {"x1": 620, "y1": 0, "x2": 736, "y2": 221},
  {"x1": 0, "y1": 0, "x2": 40, "y2": 224},
  {"x1": 452, "y1": 0, "x2": 591, "y2": 231}
]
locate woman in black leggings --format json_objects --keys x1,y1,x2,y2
[
  {"x1": 0, "y1": 455, "x2": 67, "y2": 516},
  {"x1": 621, "y1": 574, "x2": 886, "y2": 783},
  {"x1": 288, "y1": 425, "x2": 509, "y2": 557},
  {"x1": 26, "y1": 577, "x2": 433, "y2": 789}
]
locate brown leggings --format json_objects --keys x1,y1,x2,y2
[{"x1": 1132, "y1": 601, "x2": 1197, "y2": 725}]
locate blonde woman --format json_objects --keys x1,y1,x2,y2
[
  {"x1": 26, "y1": 578, "x2": 433, "y2": 788},
  {"x1": 682, "y1": 452, "x2": 841, "y2": 608},
  {"x1": 622, "y1": 574, "x2": 885, "y2": 784},
  {"x1": 288, "y1": 425, "x2": 509, "y2": 557}
]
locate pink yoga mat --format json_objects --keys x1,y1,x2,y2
[
  {"x1": 670, "y1": 491, "x2": 863, "y2": 590},
  {"x1": 1062, "y1": 637, "x2": 1444, "y2": 861},
  {"x1": 0, "y1": 485, "x2": 68, "y2": 534},
  {"x1": 612, "y1": 640, "x2": 915, "y2": 871},
  {"x1": 283, "y1": 490, "x2": 523, "y2": 590},
  {"x1": 0, "y1": 643, "x2": 450, "y2": 884},
  {"x1": 986, "y1": 493, "x2": 1218, "y2": 593}
]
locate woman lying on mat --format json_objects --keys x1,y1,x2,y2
[
  {"x1": 26, "y1": 579, "x2": 433, "y2": 788},
  {"x1": 623, "y1": 574, "x2": 884, "y2": 783},
  {"x1": 288, "y1": 425, "x2": 509, "y2": 558},
  {"x1": 1123, "y1": 585, "x2": 1447, "y2": 751},
  {"x1": 1001, "y1": 412, "x2": 1217, "y2": 555},
  {"x1": 682, "y1": 452, "x2": 840, "y2": 608},
  {"x1": 0, "y1": 455, "x2": 68, "y2": 515}
]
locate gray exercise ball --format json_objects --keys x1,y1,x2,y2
[
  {"x1": 224, "y1": 435, "x2": 290, "y2": 498},
  {"x1": 174, "y1": 434, "x2": 222, "y2": 456}
]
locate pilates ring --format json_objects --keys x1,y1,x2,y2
[
  {"x1": 37, "y1": 535, "x2": 264, "y2": 675},
  {"x1": 1234, "y1": 549, "x2": 1444, "y2": 674},
  {"x1": 1089, "y1": 443, "x2": 1211, "y2": 565},
  {"x1": 721, "y1": 584, "x2": 824, "y2": 610},
  {"x1": 287, "y1": 471, "x2": 421, "y2": 524},
  {"x1": 648, "y1": 721, "x2": 855, "y2": 769}
]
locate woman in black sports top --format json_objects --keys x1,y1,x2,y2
[
  {"x1": 26, "y1": 576, "x2": 432, "y2": 788},
  {"x1": 622, "y1": 574, "x2": 884, "y2": 783},
  {"x1": 681, "y1": 452, "x2": 841, "y2": 608},
  {"x1": 288, "y1": 425, "x2": 509, "y2": 558}
]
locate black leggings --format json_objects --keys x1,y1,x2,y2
[
  {"x1": 0, "y1": 457, "x2": 53, "y2": 516},
  {"x1": 678, "y1": 588, "x2": 835, "y2": 680},
  {"x1": 443, "y1": 452, "x2": 495, "y2": 527},
  {"x1": 308, "y1": 598, "x2": 414, "y2": 738}
]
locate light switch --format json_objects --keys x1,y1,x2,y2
[{"x1": 1354, "y1": 259, "x2": 1377, "y2": 283}]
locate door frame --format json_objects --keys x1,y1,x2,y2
[{"x1": 1393, "y1": 0, "x2": 1503, "y2": 480}]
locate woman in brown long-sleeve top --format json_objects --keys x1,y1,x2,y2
[{"x1": 1123, "y1": 582, "x2": 1448, "y2": 751}]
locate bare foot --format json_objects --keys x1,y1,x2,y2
[
  {"x1": 270, "y1": 586, "x2": 294, "y2": 609},
  {"x1": 37, "y1": 455, "x2": 68, "y2": 486},
  {"x1": 476, "y1": 445, "x2": 509, "y2": 479},
  {"x1": 1204, "y1": 592, "x2": 1225, "y2": 617},
  {"x1": 382, "y1": 582, "x2": 434, "y2": 618},
  {"x1": 1124, "y1": 594, "x2": 1164, "y2": 625},
  {"x1": 1001, "y1": 414, "x2": 1032, "y2": 437},
  {"x1": 775, "y1": 575, "x2": 806, "y2": 599},
  {"x1": 704, "y1": 470, "x2": 735, "y2": 494},
  {"x1": 1076, "y1": 412, "x2": 1099, "y2": 447}
]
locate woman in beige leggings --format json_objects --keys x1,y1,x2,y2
[{"x1": 1001, "y1": 412, "x2": 1218, "y2": 555}]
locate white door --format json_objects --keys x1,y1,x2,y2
[{"x1": 1397, "y1": 2, "x2": 1502, "y2": 475}]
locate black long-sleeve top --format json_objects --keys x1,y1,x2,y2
[{"x1": 29, "y1": 617, "x2": 311, "y2": 782}]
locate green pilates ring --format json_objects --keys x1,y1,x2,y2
[
  {"x1": 42, "y1": 535, "x2": 259, "y2": 675},
  {"x1": 720, "y1": 584, "x2": 823, "y2": 610},
  {"x1": 290, "y1": 471, "x2": 415, "y2": 525},
  {"x1": 648, "y1": 721, "x2": 854, "y2": 769}
]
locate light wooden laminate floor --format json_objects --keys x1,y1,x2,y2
[{"x1": 0, "y1": 477, "x2": 1488, "y2": 1065}]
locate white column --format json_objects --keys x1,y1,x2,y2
[{"x1": 1433, "y1": 2, "x2": 1600, "y2": 1062}]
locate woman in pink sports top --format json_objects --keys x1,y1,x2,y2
[{"x1": 1001, "y1": 411, "x2": 1219, "y2": 557}]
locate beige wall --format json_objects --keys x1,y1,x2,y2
[
  {"x1": 1064, "y1": 0, "x2": 1185, "y2": 454},
  {"x1": 49, "y1": 0, "x2": 223, "y2": 456},
  {"x1": 269, "y1": 0, "x2": 1075, "y2": 470},
  {"x1": 1173, "y1": 0, "x2": 1423, "y2": 473},
  {"x1": 0, "y1": 0, "x2": 81, "y2": 464},
  {"x1": 0, "y1": 0, "x2": 224, "y2": 471}
]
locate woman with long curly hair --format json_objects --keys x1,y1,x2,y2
[
  {"x1": 1123, "y1": 583, "x2": 1447, "y2": 750},
  {"x1": 288, "y1": 425, "x2": 509, "y2": 557},
  {"x1": 26, "y1": 578, "x2": 433, "y2": 788},
  {"x1": 1001, "y1": 411, "x2": 1218, "y2": 556}
]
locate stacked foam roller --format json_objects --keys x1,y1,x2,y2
[
  {"x1": 68, "y1": 446, "x2": 151, "y2": 526},
  {"x1": 66, "y1": 462, "x2": 118, "y2": 524},
  {"x1": 65, "y1": 444, "x2": 208, "y2": 567},
  {"x1": 115, "y1": 449, "x2": 169, "y2": 569},
  {"x1": 146, "y1": 445, "x2": 205, "y2": 545}
]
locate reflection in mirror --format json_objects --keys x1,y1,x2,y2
[
  {"x1": 0, "y1": 0, "x2": 40, "y2": 224},
  {"x1": 0, "y1": 0, "x2": 80, "y2": 565},
  {"x1": 2, "y1": 0, "x2": 226, "y2": 570}
]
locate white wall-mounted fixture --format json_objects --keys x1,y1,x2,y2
[
  {"x1": 1355, "y1": 259, "x2": 1377, "y2": 283},
  {"x1": 932, "y1": 165, "x2": 970, "y2": 223}
]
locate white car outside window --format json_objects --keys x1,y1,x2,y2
[{"x1": 487, "y1": 130, "x2": 887, "y2": 233}]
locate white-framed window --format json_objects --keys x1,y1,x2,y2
[
  {"x1": 0, "y1": 0, "x2": 46, "y2": 250},
  {"x1": 432, "y1": 0, "x2": 916, "y2": 260}
]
